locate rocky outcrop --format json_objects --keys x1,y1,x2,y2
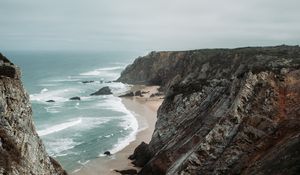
[
  {"x1": 117, "y1": 45, "x2": 300, "y2": 175},
  {"x1": 69, "y1": 96, "x2": 81, "y2": 101},
  {"x1": 90, "y1": 86, "x2": 112, "y2": 95},
  {"x1": 0, "y1": 53, "x2": 66, "y2": 175},
  {"x1": 129, "y1": 142, "x2": 152, "y2": 167}
]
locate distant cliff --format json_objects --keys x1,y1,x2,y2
[
  {"x1": 117, "y1": 45, "x2": 300, "y2": 175},
  {"x1": 0, "y1": 53, "x2": 66, "y2": 175}
]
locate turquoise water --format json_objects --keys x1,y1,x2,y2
[{"x1": 4, "y1": 51, "x2": 140, "y2": 172}]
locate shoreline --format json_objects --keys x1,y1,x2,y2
[{"x1": 72, "y1": 85, "x2": 163, "y2": 175}]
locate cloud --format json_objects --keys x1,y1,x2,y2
[{"x1": 0, "y1": 0, "x2": 299, "y2": 51}]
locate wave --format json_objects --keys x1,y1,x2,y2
[
  {"x1": 46, "y1": 138, "x2": 81, "y2": 157},
  {"x1": 79, "y1": 66, "x2": 124, "y2": 79},
  {"x1": 30, "y1": 88, "x2": 82, "y2": 103},
  {"x1": 38, "y1": 118, "x2": 82, "y2": 136},
  {"x1": 98, "y1": 96, "x2": 139, "y2": 154}
]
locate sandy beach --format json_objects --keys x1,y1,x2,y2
[{"x1": 72, "y1": 85, "x2": 163, "y2": 175}]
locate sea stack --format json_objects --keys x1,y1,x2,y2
[
  {"x1": 0, "y1": 53, "x2": 66, "y2": 175},
  {"x1": 117, "y1": 45, "x2": 300, "y2": 175}
]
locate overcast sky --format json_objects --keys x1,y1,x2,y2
[{"x1": 1, "y1": 0, "x2": 299, "y2": 52}]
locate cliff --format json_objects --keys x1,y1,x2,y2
[
  {"x1": 117, "y1": 45, "x2": 300, "y2": 175},
  {"x1": 0, "y1": 53, "x2": 66, "y2": 175}
]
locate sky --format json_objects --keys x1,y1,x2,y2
[{"x1": 0, "y1": 0, "x2": 299, "y2": 52}]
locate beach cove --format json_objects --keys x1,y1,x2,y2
[{"x1": 73, "y1": 86, "x2": 163, "y2": 175}]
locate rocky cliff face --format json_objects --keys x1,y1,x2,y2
[
  {"x1": 0, "y1": 53, "x2": 66, "y2": 175},
  {"x1": 118, "y1": 45, "x2": 300, "y2": 175}
]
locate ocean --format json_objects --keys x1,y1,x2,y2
[{"x1": 4, "y1": 51, "x2": 141, "y2": 172}]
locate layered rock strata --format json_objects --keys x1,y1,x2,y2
[{"x1": 118, "y1": 45, "x2": 300, "y2": 175}]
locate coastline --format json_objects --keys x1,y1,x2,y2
[{"x1": 72, "y1": 85, "x2": 163, "y2": 175}]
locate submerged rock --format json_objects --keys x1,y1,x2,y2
[
  {"x1": 46, "y1": 100, "x2": 55, "y2": 103},
  {"x1": 90, "y1": 86, "x2": 112, "y2": 95},
  {"x1": 81, "y1": 80, "x2": 94, "y2": 84},
  {"x1": 69, "y1": 96, "x2": 81, "y2": 101}
]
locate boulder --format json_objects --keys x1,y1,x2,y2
[
  {"x1": 90, "y1": 86, "x2": 112, "y2": 96},
  {"x1": 104, "y1": 151, "x2": 111, "y2": 156},
  {"x1": 46, "y1": 100, "x2": 55, "y2": 103},
  {"x1": 128, "y1": 142, "x2": 152, "y2": 167},
  {"x1": 69, "y1": 96, "x2": 81, "y2": 101}
]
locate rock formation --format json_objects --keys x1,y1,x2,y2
[
  {"x1": 117, "y1": 45, "x2": 300, "y2": 175},
  {"x1": 90, "y1": 86, "x2": 112, "y2": 95},
  {"x1": 69, "y1": 96, "x2": 81, "y2": 101},
  {"x1": 0, "y1": 53, "x2": 66, "y2": 175}
]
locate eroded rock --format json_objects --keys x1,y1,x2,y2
[{"x1": 118, "y1": 45, "x2": 300, "y2": 175}]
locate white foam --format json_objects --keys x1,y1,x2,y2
[
  {"x1": 79, "y1": 66, "x2": 124, "y2": 79},
  {"x1": 41, "y1": 88, "x2": 49, "y2": 93},
  {"x1": 38, "y1": 118, "x2": 82, "y2": 136},
  {"x1": 77, "y1": 160, "x2": 90, "y2": 165},
  {"x1": 30, "y1": 88, "x2": 81, "y2": 103},
  {"x1": 101, "y1": 96, "x2": 139, "y2": 154},
  {"x1": 46, "y1": 138, "x2": 80, "y2": 156},
  {"x1": 45, "y1": 106, "x2": 61, "y2": 113}
]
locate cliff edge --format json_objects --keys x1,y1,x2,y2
[
  {"x1": 117, "y1": 45, "x2": 300, "y2": 175},
  {"x1": 0, "y1": 53, "x2": 66, "y2": 175}
]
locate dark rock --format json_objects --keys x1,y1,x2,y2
[
  {"x1": 119, "y1": 92, "x2": 134, "y2": 97},
  {"x1": 114, "y1": 169, "x2": 138, "y2": 175},
  {"x1": 149, "y1": 92, "x2": 163, "y2": 98},
  {"x1": 81, "y1": 80, "x2": 94, "y2": 84},
  {"x1": 104, "y1": 151, "x2": 111, "y2": 156},
  {"x1": 0, "y1": 53, "x2": 66, "y2": 174},
  {"x1": 69, "y1": 96, "x2": 81, "y2": 101},
  {"x1": 46, "y1": 100, "x2": 55, "y2": 103},
  {"x1": 134, "y1": 90, "x2": 142, "y2": 96},
  {"x1": 150, "y1": 94, "x2": 155, "y2": 98},
  {"x1": 90, "y1": 86, "x2": 112, "y2": 95},
  {"x1": 141, "y1": 91, "x2": 150, "y2": 94},
  {"x1": 0, "y1": 53, "x2": 19, "y2": 79},
  {"x1": 117, "y1": 45, "x2": 300, "y2": 175},
  {"x1": 128, "y1": 142, "x2": 152, "y2": 167}
]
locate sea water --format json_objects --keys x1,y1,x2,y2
[{"x1": 5, "y1": 51, "x2": 140, "y2": 172}]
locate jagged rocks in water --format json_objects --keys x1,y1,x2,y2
[
  {"x1": 81, "y1": 80, "x2": 94, "y2": 84},
  {"x1": 117, "y1": 45, "x2": 300, "y2": 175},
  {"x1": 119, "y1": 92, "x2": 134, "y2": 97},
  {"x1": 69, "y1": 96, "x2": 81, "y2": 101},
  {"x1": 104, "y1": 151, "x2": 111, "y2": 156},
  {"x1": 0, "y1": 53, "x2": 66, "y2": 174},
  {"x1": 90, "y1": 86, "x2": 112, "y2": 95},
  {"x1": 128, "y1": 142, "x2": 152, "y2": 167},
  {"x1": 46, "y1": 100, "x2": 55, "y2": 103},
  {"x1": 114, "y1": 169, "x2": 138, "y2": 175}
]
